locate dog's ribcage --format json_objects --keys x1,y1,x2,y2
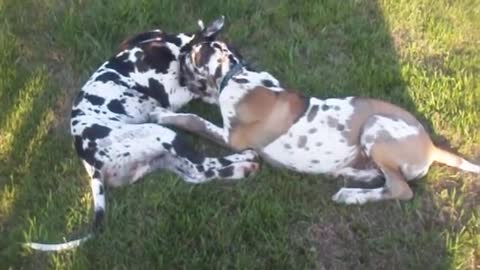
[{"x1": 262, "y1": 97, "x2": 359, "y2": 173}]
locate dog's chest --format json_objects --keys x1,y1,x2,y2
[{"x1": 262, "y1": 97, "x2": 359, "y2": 173}]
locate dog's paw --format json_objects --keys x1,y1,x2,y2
[
  {"x1": 239, "y1": 149, "x2": 260, "y2": 162},
  {"x1": 222, "y1": 161, "x2": 260, "y2": 180},
  {"x1": 237, "y1": 161, "x2": 260, "y2": 178},
  {"x1": 332, "y1": 188, "x2": 369, "y2": 205},
  {"x1": 149, "y1": 107, "x2": 175, "y2": 124}
]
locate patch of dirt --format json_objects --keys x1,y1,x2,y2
[
  {"x1": 308, "y1": 220, "x2": 365, "y2": 270},
  {"x1": 391, "y1": 28, "x2": 412, "y2": 54}
]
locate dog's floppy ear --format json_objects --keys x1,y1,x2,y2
[{"x1": 200, "y1": 15, "x2": 225, "y2": 39}]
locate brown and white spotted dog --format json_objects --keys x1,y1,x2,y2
[
  {"x1": 150, "y1": 40, "x2": 480, "y2": 205},
  {"x1": 25, "y1": 18, "x2": 260, "y2": 252}
]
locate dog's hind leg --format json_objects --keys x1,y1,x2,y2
[
  {"x1": 332, "y1": 115, "x2": 429, "y2": 204},
  {"x1": 332, "y1": 165, "x2": 412, "y2": 205},
  {"x1": 159, "y1": 138, "x2": 259, "y2": 183},
  {"x1": 103, "y1": 123, "x2": 258, "y2": 185},
  {"x1": 332, "y1": 142, "x2": 414, "y2": 204}
]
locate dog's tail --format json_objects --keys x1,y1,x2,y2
[
  {"x1": 24, "y1": 171, "x2": 105, "y2": 251},
  {"x1": 432, "y1": 147, "x2": 480, "y2": 174}
]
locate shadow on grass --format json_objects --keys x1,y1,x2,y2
[{"x1": 1, "y1": 0, "x2": 476, "y2": 269}]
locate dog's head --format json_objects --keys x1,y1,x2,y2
[{"x1": 179, "y1": 39, "x2": 244, "y2": 104}]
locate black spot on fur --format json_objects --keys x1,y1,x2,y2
[
  {"x1": 99, "y1": 150, "x2": 107, "y2": 156},
  {"x1": 284, "y1": 144, "x2": 292, "y2": 149},
  {"x1": 233, "y1": 78, "x2": 249, "y2": 84},
  {"x1": 311, "y1": 160, "x2": 320, "y2": 164},
  {"x1": 93, "y1": 209, "x2": 104, "y2": 230},
  {"x1": 105, "y1": 52, "x2": 135, "y2": 77},
  {"x1": 71, "y1": 120, "x2": 79, "y2": 126},
  {"x1": 133, "y1": 79, "x2": 170, "y2": 107},
  {"x1": 196, "y1": 165, "x2": 205, "y2": 173},
  {"x1": 74, "y1": 136, "x2": 104, "y2": 169},
  {"x1": 94, "y1": 109, "x2": 100, "y2": 114},
  {"x1": 218, "y1": 157, "x2": 233, "y2": 166},
  {"x1": 170, "y1": 137, "x2": 205, "y2": 164},
  {"x1": 123, "y1": 152, "x2": 130, "y2": 157},
  {"x1": 337, "y1": 124, "x2": 345, "y2": 131},
  {"x1": 163, "y1": 34, "x2": 182, "y2": 46},
  {"x1": 162, "y1": 143, "x2": 172, "y2": 151},
  {"x1": 205, "y1": 169, "x2": 215, "y2": 178},
  {"x1": 307, "y1": 105, "x2": 319, "y2": 122},
  {"x1": 107, "y1": 99, "x2": 127, "y2": 115},
  {"x1": 97, "y1": 183, "x2": 104, "y2": 196},
  {"x1": 308, "y1": 128, "x2": 317, "y2": 134},
  {"x1": 82, "y1": 124, "x2": 112, "y2": 141},
  {"x1": 95, "y1": 72, "x2": 130, "y2": 88},
  {"x1": 214, "y1": 65, "x2": 222, "y2": 79},
  {"x1": 143, "y1": 44, "x2": 176, "y2": 74},
  {"x1": 134, "y1": 50, "x2": 148, "y2": 72},
  {"x1": 261, "y1": 79, "x2": 274, "y2": 87},
  {"x1": 218, "y1": 166, "x2": 234, "y2": 178},
  {"x1": 108, "y1": 117, "x2": 119, "y2": 121},
  {"x1": 196, "y1": 45, "x2": 215, "y2": 67},
  {"x1": 322, "y1": 104, "x2": 330, "y2": 111},
  {"x1": 87, "y1": 141, "x2": 96, "y2": 149},
  {"x1": 71, "y1": 109, "x2": 85, "y2": 118}
]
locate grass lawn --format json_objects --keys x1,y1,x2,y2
[{"x1": 1, "y1": 0, "x2": 479, "y2": 269}]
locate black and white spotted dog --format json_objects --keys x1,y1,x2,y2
[{"x1": 26, "y1": 17, "x2": 259, "y2": 251}]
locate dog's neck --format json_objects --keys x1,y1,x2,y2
[
  {"x1": 216, "y1": 65, "x2": 309, "y2": 150},
  {"x1": 219, "y1": 62, "x2": 244, "y2": 92}
]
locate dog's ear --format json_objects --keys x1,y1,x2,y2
[{"x1": 201, "y1": 16, "x2": 225, "y2": 39}]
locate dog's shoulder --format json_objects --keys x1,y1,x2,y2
[
  {"x1": 234, "y1": 86, "x2": 309, "y2": 124},
  {"x1": 228, "y1": 86, "x2": 310, "y2": 149}
]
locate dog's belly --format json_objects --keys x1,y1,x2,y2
[
  {"x1": 262, "y1": 135, "x2": 358, "y2": 173},
  {"x1": 261, "y1": 97, "x2": 359, "y2": 173}
]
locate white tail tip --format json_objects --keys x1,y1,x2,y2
[
  {"x1": 24, "y1": 234, "x2": 92, "y2": 252},
  {"x1": 197, "y1": 20, "x2": 205, "y2": 30},
  {"x1": 460, "y1": 160, "x2": 480, "y2": 174}
]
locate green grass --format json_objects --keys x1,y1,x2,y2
[{"x1": 1, "y1": 0, "x2": 479, "y2": 269}]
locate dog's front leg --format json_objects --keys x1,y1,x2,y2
[{"x1": 149, "y1": 108, "x2": 230, "y2": 148}]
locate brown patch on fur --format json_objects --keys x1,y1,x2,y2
[
  {"x1": 342, "y1": 98, "x2": 422, "y2": 146},
  {"x1": 228, "y1": 86, "x2": 309, "y2": 150}
]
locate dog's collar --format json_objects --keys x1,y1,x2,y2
[{"x1": 219, "y1": 62, "x2": 243, "y2": 92}]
